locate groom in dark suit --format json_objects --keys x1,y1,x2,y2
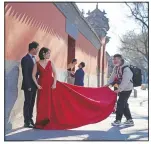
[{"x1": 21, "y1": 41, "x2": 39, "y2": 128}]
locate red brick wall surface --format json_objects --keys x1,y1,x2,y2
[
  {"x1": 76, "y1": 33, "x2": 98, "y2": 75},
  {"x1": 5, "y1": 3, "x2": 100, "y2": 75},
  {"x1": 5, "y1": 3, "x2": 98, "y2": 74},
  {"x1": 5, "y1": 3, "x2": 68, "y2": 69}
]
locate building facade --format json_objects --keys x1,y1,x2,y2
[
  {"x1": 5, "y1": 2, "x2": 109, "y2": 131},
  {"x1": 85, "y1": 4, "x2": 110, "y2": 85}
]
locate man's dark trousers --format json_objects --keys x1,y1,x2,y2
[
  {"x1": 23, "y1": 90, "x2": 36, "y2": 124},
  {"x1": 116, "y1": 90, "x2": 133, "y2": 121}
]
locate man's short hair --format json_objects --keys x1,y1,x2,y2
[
  {"x1": 28, "y1": 41, "x2": 39, "y2": 51},
  {"x1": 113, "y1": 54, "x2": 122, "y2": 59},
  {"x1": 80, "y1": 62, "x2": 85, "y2": 68}
]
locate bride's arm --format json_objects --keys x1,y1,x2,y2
[
  {"x1": 51, "y1": 62, "x2": 57, "y2": 86},
  {"x1": 32, "y1": 63, "x2": 42, "y2": 89}
]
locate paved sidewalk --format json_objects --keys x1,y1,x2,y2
[{"x1": 5, "y1": 88, "x2": 148, "y2": 141}]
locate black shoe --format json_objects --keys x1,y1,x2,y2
[{"x1": 24, "y1": 123, "x2": 34, "y2": 128}]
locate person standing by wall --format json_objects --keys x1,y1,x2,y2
[
  {"x1": 67, "y1": 59, "x2": 77, "y2": 84},
  {"x1": 74, "y1": 62, "x2": 85, "y2": 86}
]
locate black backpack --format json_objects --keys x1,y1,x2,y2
[{"x1": 122, "y1": 65, "x2": 142, "y2": 87}]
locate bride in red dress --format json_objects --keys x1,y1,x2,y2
[
  {"x1": 32, "y1": 47, "x2": 117, "y2": 130},
  {"x1": 32, "y1": 47, "x2": 57, "y2": 129}
]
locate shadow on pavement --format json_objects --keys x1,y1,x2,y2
[
  {"x1": 85, "y1": 126, "x2": 148, "y2": 141},
  {"x1": 5, "y1": 125, "x2": 148, "y2": 141}
]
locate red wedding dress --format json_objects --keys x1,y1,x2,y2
[{"x1": 35, "y1": 61, "x2": 117, "y2": 130}]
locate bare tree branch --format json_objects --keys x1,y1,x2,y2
[
  {"x1": 118, "y1": 3, "x2": 148, "y2": 73},
  {"x1": 125, "y1": 2, "x2": 148, "y2": 29},
  {"x1": 119, "y1": 28, "x2": 148, "y2": 60}
]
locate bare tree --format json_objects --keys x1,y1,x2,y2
[
  {"x1": 125, "y1": 2, "x2": 148, "y2": 33},
  {"x1": 119, "y1": 35, "x2": 147, "y2": 70},
  {"x1": 120, "y1": 31, "x2": 148, "y2": 62},
  {"x1": 119, "y1": 3, "x2": 148, "y2": 64},
  {"x1": 118, "y1": 3, "x2": 148, "y2": 83}
]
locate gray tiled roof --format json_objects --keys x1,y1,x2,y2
[{"x1": 54, "y1": 2, "x2": 101, "y2": 49}]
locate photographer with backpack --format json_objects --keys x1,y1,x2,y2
[{"x1": 106, "y1": 54, "x2": 142, "y2": 126}]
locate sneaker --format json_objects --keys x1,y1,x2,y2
[
  {"x1": 111, "y1": 120, "x2": 121, "y2": 126},
  {"x1": 124, "y1": 119, "x2": 134, "y2": 126},
  {"x1": 24, "y1": 123, "x2": 34, "y2": 128}
]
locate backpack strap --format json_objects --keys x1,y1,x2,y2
[
  {"x1": 121, "y1": 65, "x2": 129, "y2": 74},
  {"x1": 121, "y1": 65, "x2": 133, "y2": 83}
]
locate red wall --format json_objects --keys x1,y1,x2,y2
[
  {"x1": 5, "y1": 3, "x2": 68, "y2": 69},
  {"x1": 5, "y1": 3, "x2": 105, "y2": 76},
  {"x1": 76, "y1": 33, "x2": 98, "y2": 75}
]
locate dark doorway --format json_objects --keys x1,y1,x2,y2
[{"x1": 67, "y1": 35, "x2": 76, "y2": 70}]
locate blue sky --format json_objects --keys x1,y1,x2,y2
[{"x1": 76, "y1": 3, "x2": 140, "y2": 56}]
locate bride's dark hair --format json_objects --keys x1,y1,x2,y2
[{"x1": 39, "y1": 47, "x2": 50, "y2": 60}]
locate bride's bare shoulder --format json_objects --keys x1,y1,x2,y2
[
  {"x1": 49, "y1": 59, "x2": 53, "y2": 63},
  {"x1": 49, "y1": 60, "x2": 53, "y2": 65},
  {"x1": 50, "y1": 60, "x2": 56, "y2": 67}
]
